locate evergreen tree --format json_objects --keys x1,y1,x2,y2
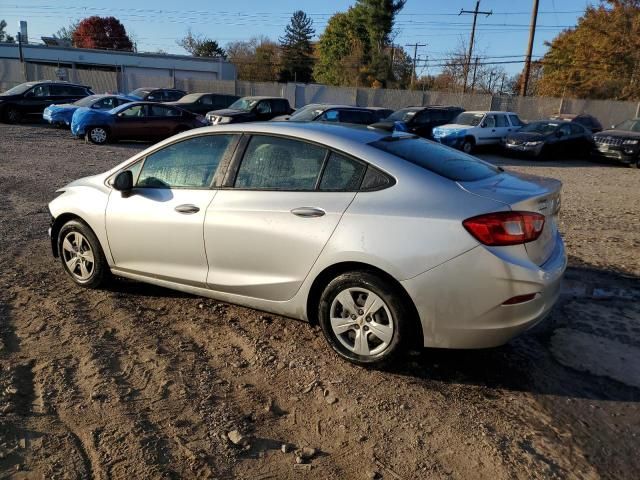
[{"x1": 279, "y1": 11, "x2": 315, "y2": 83}]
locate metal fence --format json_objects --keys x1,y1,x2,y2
[{"x1": 2, "y1": 58, "x2": 640, "y2": 127}]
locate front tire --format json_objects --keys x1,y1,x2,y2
[
  {"x1": 4, "y1": 106, "x2": 21, "y2": 124},
  {"x1": 58, "y1": 220, "x2": 109, "y2": 288},
  {"x1": 318, "y1": 271, "x2": 412, "y2": 366},
  {"x1": 461, "y1": 137, "x2": 475, "y2": 154},
  {"x1": 86, "y1": 126, "x2": 109, "y2": 145}
]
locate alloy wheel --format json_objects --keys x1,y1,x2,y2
[
  {"x1": 61, "y1": 231, "x2": 95, "y2": 281},
  {"x1": 7, "y1": 108, "x2": 19, "y2": 123},
  {"x1": 329, "y1": 288, "x2": 395, "y2": 357},
  {"x1": 90, "y1": 127, "x2": 107, "y2": 144}
]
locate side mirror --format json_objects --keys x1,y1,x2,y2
[{"x1": 113, "y1": 170, "x2": 133, "y2": 192}]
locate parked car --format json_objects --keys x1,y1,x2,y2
[
  {"x1": 127, "y1": 88, "x2": 186, "y2": 102},
  {"x1": 377, "y1": 105, "x2": 464, "y2": 139},
  {"x1": 503, "y1": 120, "x2": 593, "y2": 159},
  {"x1": 0, "y1": 80, "x2": 94, "y2": 123},
  {"x1": 48, "y1": 122, "x2": 566, "y2": 366},
  {"x1": 432, "y1": 111, "x2": 524, "y2": 153},
  {"x1": 592, "y1": 118, "x2": 640, "y2": 168},
  {"x1": 549, "y1": 113, "x2": 602, "y2": 134},
  {"x1": 206, "y1": 96, "x2": 293, "y2": 124},
  {"x1": 272, "y1": 104, "x2": 393, "y2": 125},
  {"x1": 164, "y1": 92, "x2": 240, "y2": 115},
  {"x1": 71, "y1": 101, "x2": 206, "y2": 145},
  {"x1": 43, "y1": 94, "x2": 132, "y2": 127}
]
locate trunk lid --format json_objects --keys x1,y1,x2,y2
[{"x1": 459, "y1": 171, "x2": 562, "y2": 265}]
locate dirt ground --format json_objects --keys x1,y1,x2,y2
[{"x1": 0, "y1": 123, "x2": 639, "y2": 480}]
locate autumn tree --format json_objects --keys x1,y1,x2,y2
[
  {"x1": 0, "y1": 20, "x2": 15, "y2": 43},
  {"x1": 178, "y1": 30, "x2": 226, "y2": 58},
  {"x1": 279, "y1": 11, "x2": 315, "y2": 83},
  {"x1": 226, "y1": 36, "x2": 280, "y2": 82},
  {"x1": 72, "y1": 16, "x2": 133, "y2": 51},
  {"x1": 537, "y1": 0, "x2": 640, "y2": 100}
]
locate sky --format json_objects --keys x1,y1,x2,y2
[{"x1": 1, "y1": 0, "x2": 598, "y2": 76}]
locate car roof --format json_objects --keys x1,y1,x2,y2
[
  {"x1": 463, "y1": 111, "x2": 518, "y2": 115},
  {"x1": 29, "y1": 80, "x2": 90, "y2": 88},
  {"x1": 402, "y1": 105, "x2": 462, "y2": 110},
  {"x1": 241, "y1": 96, "x2": 287, "y2": 101}
]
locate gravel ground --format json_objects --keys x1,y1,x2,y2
[{"x1": 0, "y1": 123, "x2": 639, "y2": 479}]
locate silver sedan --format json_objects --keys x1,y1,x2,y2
[{"x1": 48, "y1": 122, "x2": 567, "y2": 365}]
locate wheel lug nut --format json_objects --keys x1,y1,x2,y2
[
  {"x1": 358, "y1": 309, "x2": 364, "y2": 315},
  {"x1": 351, "y1": 314, "x2": 357, "y2": 320},
  {"x1": 363, "y1": 326, "x2": 369, "y2": 331}
]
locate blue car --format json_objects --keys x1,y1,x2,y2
[{"x1": 43, "y1": 95, "x2": 131, "y2": 127}]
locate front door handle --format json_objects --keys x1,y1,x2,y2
[
  {"x1": 175, "y1": 204, "x2": 200, "y2": 214},
  {"x1": 291, "y1": 207, "x2": 325, "y2": 218}
]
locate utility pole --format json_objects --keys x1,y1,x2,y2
[
  {"x1": 406, "y1": 42, "x2": 427, "y2": 89},
  {"x1": 17, "y1": 32, "x2": 24, "y2": 63},
  {"x1": 520, "y1": 0, "x2": 540, "y2": 96},
  {"x1": 459, "y1": 1, "x2": 492, "y2": 93},
  {"x1": 470, "y1": 56, "x2": 479, "y2": 91}
]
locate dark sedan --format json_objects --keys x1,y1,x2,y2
[
  {"x1": 127, "y1": 88, "x2": 186, "y2": 102},
  {"x1": 503, "y1": 120, "x2": 593, "y2": 158},
  {"x1": 206, "y1": 96, "x2": 293, "y2": 124},
  {"x1": 271, "y1": 104, "x2": 393, "y2": 125},
  {"x1": 0, "y1": 81, "x2": 94, "y2": 123},
  {"x1": 71, "y1": 102, "x2": 207, "y2": 145},
  {"x1": 549, "y1": 113, "x2": 602, "y2": 134},
  {"x1": 592, "y1": 119, "x2": 640, "y2": 168},
  {"x1": 164, "y1": 92, "x2": 239, "y2": 115}
]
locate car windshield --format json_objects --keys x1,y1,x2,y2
[
  {"x1": 289, "y1": 105, "x2": 326, "y2": 121},
  {"x1": 1, "y1": 83, "x2": 34, "y2": 96},
  {"x1": 453, "y1": 113, "x2": 484, "y2": 126},
  {"x1": 370, "y1": 136, "x2": 500, "y2": 182},
  {"x1": 614, "y1": 120, "x2": 640, "y2": 132},
  {"x1": 129, "y1": 88, "x2": 151, "y2": 98},
  {"x1": 175, "y1": 93, "x2": 201, "y2": 103},
  {"x1": 387, "y1": 109, "x2": 418, "y2": 122},
  {"x1": 228, "y1": 98, "x2": 259, "y2": 111},
  {"x1": 74, "y1": 95, "x2": 101, "y2": 107},
  {"x1": 521, "y1": 122, "x2": 559, "y2": 134}
]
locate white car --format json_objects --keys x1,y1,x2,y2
[{"x1": 432, "y1": 111, "x2": 524, "y2": 153}]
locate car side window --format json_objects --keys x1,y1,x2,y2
[
  {"x1": 137, "y1": 135, "x2": 234, "y2": 188},
  {"x1": 320, "y1": 110, "x2": 340, "y2": 122},
  {"x1": 256, "y1": 101, "x2": 272, "y2": 114},
  {"x1": 508, "y1": 114, "x2": 523, "y2": 127},
  {"x1": 120, "y1": 105, "x2": 147, "y2": 117},
  {"x1": 569, "y1": 123, "x2": 585, "y2": 135},
  {"x1": 413, "y1": 111, "x2": 431, "y2": 125},
  {"x1": 200, "y1": 95, "x2": 213, "y2": 105},
  {"x1": 150, "y1": 105, "x2": 180, "y2": 117},
  {"x1": 340, "y1": 110, "x2": 373, "y2": 125},
  {"x1": 484, "y1": 115, "x2": 496, "y2": 128},
  {"x1": 319, "y1": 152, "x2": 367, "y2": 191},
  {"x1": 235, "y1": 135, "x2": 326, "y2": 190},
  {"x1": 559, "y1": 124, "x2": 572, "y2": 136},
  {"x1": 495, "y1": 114, "x2": 509, "y2": 127},
  {"x1": 94, "y1": 98, "x2": 116, "y2": 109},
  {"x1": 31, "y1": 85, "x2": 49, "y2": 97}
]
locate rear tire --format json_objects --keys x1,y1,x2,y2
[
  {"x1": 632, "y1": 157, "x2": 640, "y2": 169},
  {"x1": 4, "y1": 106, "x2": 21, "y2": 124},
  {"x1": 58, "y1": 220, "x2": 109, "y2": 289},
  {"x1": 461, "y1": 137, "x2": 475, "y2": 154},
  {"x1": 86, "y1": 126, "x2": 109, "y2": 145},
  {"x1": 318, "y1": 271, "x2": 412, "y2": 366}
]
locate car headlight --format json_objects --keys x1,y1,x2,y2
[
  {"x1": 524, "y1": 141, "x2": 543, "y2": 146},
  {"x1": 622, "y1": 139, "x2": 639, "y2": 145}
]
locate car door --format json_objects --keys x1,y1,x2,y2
[
  {"x1": 23, "y1": 84, "x2": 53, "y2": 115},
  {"x1": 494, "y1": 113, "x2": 512, "y2": 139},
  {"x1": 113, "y1": 104, "x2": 150, "y2": 139},
  {"x1": 148, "y1": 104, "x2": 181, "y2": 137},
  {"x1": 475, "y1": 114, "x2": 496, "y2": 145},
  {"x1": 203, "y1": 135, "x2": 365, "y2": 301},
  {"x1": 105, "y1": 133, "x2": 237, "y2": 285}
]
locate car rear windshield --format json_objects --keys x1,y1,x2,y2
[
  {"x1": 1, "y1": 83, "x2": 33, "y2": 96},
  {"x1": 129, "y1": 88, "x2": 151, "y2": 98},
  {"x1": 369, "y1": 136, "x2": 500, "y2": 182},
  {"x1": 289, "y1": 105, "x2": 326, "y2": 121},
  {"x1": 615, "y1": 120, "x2": 640, "y2": 132},
  {"x1": 387, "y1": 109, "x2": 418, "y2": 122},
  {"x1": 74, "y1": 95, "x2": 101, "y2": 107}
]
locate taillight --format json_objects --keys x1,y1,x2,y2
[{"x1": 463, "y1": 211, "x2": 545, "y2": 246}]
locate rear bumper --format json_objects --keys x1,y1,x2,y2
[{"x1": 401, "y1": 233, "x2": 567, "y2": 349}]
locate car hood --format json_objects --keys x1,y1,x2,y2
[
  {"x1": 207, "y1": 108, "x2": 253, "y2": 118},
  {"x1": 432, "y1": 124, "x2": 470, "y2": 136},
  {"x1": 506, "y1": 131, "x2": 547, "y2": 142},
  {"x1": 72, "y1": 107, "x2": 113, "y2": 125},
  {"x1": 596, "y1": 129, "x2": 640, "y2": 139},
  {"x1": 47, "y1": 103, "x2": 78, "y2": 110}
]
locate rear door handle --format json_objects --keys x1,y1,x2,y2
[
  {"x1": 175, "y1": 204, "x2": 200, "y2": 214},
  {"x1": 291, "y1": 207, "x2": 325, "y2": 218}
]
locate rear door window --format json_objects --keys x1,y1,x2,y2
[
  {"x1": 150, "y1": 105, "x2": 181, "y2": 117},
  {"x1": 137, "y1": 135, "x2": 234, "y2": 188},
  {"x1": 319, "y1": 153, "x2": 367, "y2": 191},
  {"x1": 31, "y1": 85, "x2": 50, "y2": 97},
  {"x1": 370, "y1": 136, "x2": 500, "y2": 182},
  {"x1": 120, "y1": 104, "x2": 147, "y2": 117},
  {"x1": 570, "y1": 123, "x2": 585, "y2": 135},
  {"x1": 495, "y1": 114, "x2": 509, "y2": 127},
  {"x1": 235, "y1": 135, "x2": 326, "y2": 190}
]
